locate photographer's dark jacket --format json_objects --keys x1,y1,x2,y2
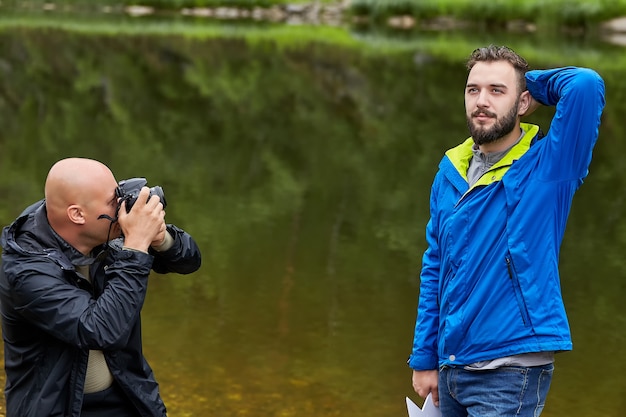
[{"x1": 0, "y1": 200, "x2": 202, "y2": 417}]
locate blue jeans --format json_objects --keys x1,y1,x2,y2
[{"x1": 438, "y1": 364, "x2": 554, "y2": 417}]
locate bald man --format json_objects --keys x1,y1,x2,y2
[{"x1": 0, "y1": 158, "x2": 202, "y2": 417}]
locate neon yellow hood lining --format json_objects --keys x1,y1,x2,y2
[{"x1": 445, "y1": 123, "x2": 540, "y2": 188}]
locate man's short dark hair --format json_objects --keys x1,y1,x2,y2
[{"x1": 466, "y1": 45, "x2": 529, "y2": 93}]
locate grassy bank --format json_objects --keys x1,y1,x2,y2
[{"x1": 2, "y1": 11, "x2": 626, "y2": 71}]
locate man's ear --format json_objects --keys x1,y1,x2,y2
[
  {"x1": 67, "y1": 205, "x2": 86, "y2": 225},
  {"x1": 517, "y1": 90, "x2": 532, "y2": 116}
]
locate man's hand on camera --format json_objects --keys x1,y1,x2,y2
[
  {"x1": 151, "y1": 227, "x2": 173, "y2": 252},
  {"x1": 118, "y1": 187, "x2": 166, "y2": 253}
]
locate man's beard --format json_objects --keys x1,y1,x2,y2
[{"x1": 467, "y1": 99, "x2": 519, "y2": 146}]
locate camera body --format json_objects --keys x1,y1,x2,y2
[{"x1": 116, "y1": 178, "x2": 167, "y2": 213}]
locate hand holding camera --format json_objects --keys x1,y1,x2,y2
[{"x1": 117, "y1": 186, "x2": 166, "y2": 253}]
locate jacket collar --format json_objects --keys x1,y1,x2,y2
[
  {"x1": 441, "y1": 123, "x2": 540, "y2": 194},
  {"x1": 2, "y1": 200, "x2": 95, "y2": 270}
]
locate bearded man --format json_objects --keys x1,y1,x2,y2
[{"x1": 408, "y1": 45, "x2": 605, "y2": 417}]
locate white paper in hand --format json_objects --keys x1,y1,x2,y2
[{"x1": 406, "y1": 394, "x2": 442, "y2": 417}]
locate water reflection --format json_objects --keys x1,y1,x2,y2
[{"x1": 0, "y1": 22, "x2": 625, "y2": 417}]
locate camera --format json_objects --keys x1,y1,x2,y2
[{"x1": 116, "y1": 178, "x2": 167, "y2": 213}]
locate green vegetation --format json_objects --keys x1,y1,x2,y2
[{"x1": 1, "y1": 11, "x2": 626, "y2": 72}]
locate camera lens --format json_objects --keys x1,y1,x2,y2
[{"x1": 117, "y1": 178, "x2": 166, "y2": 213}]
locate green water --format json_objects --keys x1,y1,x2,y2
[{"x1": 0, "y1": 17, "x2": 625, "y2": 417}]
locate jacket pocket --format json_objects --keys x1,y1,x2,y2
[{"x1": 505, "y1": 255, "x2": 532, "y2": 327}]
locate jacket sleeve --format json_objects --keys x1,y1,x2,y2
[
  {"x1": 149, "y1": 224, "x2": 202, "y2": 275},
  {"x1": 408, "y1": 173, "x2": 442, "y2": 370},
  {"x1": 7, "y1": 250, "x2": 153, "y2": 350},
  {"x1": 526, "y1": 67, "x2": 605, "y2": 182}
]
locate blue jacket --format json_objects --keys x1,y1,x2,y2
[
  {"x1": 0, "y1": 200, "x2": 202, "y2": 416},
  {"x1": 409, "y1": 67, "x2": 605, "y2": 370}
]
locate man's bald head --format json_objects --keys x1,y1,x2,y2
[
  {"x1": 45, "y1": 158, "x2": 114, "y2": 212},
  {"x1": 44, "y1": 158, "x2": 120, "y2": 254}
]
